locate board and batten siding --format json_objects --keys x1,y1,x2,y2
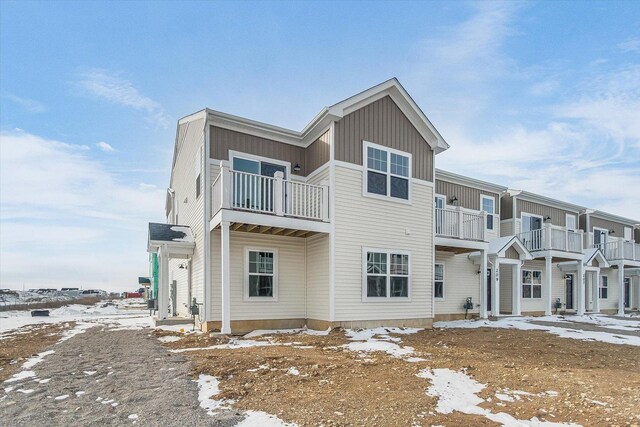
[
  {"x1": 305, "y1": 130, "x2": 330, "y2": 175},
  {"x1": 435, "y1": 180, "x2": 500, "y2": 214},
  {"x1": 590, "y1": 217, "x2": 633, "y2": 239},
  {"x1": 517, "y1": 200, "x2": 577, "y2": 227},
  {"x1": 499, "y1": 264, "x2": 514, "y2": 313},
  {"x1": 501, "y1": 194, "x2": 514, "y2": 220},
  {"x1": 167, "y1": 118, "x2": 206, "y2": 318},
  {"x1": 306, "y1": 233, "x2": 330, "y2": 321},
  {"x1": 334, "y1": 95, "x2": 434, "y2": 182},
  {"x1": 333, "y1": 165, "x2": 434, "y2": 322},
  {"x1": 209, "y1": 231, "x2": 306, "y2": 321},
  {"x1": 434, "y1": 252, "x2": 479, "y2": 315}
]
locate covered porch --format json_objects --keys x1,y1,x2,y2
[{"x1": 558, "y1": 248, "x2": 610, "y2": 315}]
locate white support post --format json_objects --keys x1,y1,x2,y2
[
  {"x1": 513, "y1": 262, "x2": 522, "y2": 316},
  {"x1": 274, "y1": 171, "x2": 284, "y2": 216},
  {"x1": 592, "y1": 269, "x2": 600, "y2": 313},
  {"x1": 158, "y1": 246, "x2": 169, "y2": 320},
  {"x1": 544, "y1": 255, "x2": 553, "y2": 315},
  {"x1": 480, "y1": 250, "x2": 488, "y2": 319},
  {"x1": 491, "y1": 260, "x2": 500, "y2": 316},
  {"x1": 220, "y1": 221, "x2": 231, "y2": 334},
  {"x1": 220, "y1": 160, "x2": 232, "y2": 210},
  {"x1": 482, "y1": 211, "x2": 488, "y2": 242},
  {"x1": 457, "y1": 208, "x2": 464, "y2": 240},
  {"x1": 617, "y1": 263, "x2": 626, "y2": 315},
  {"x1": 576, "y1": 262, "x2": 585, "y2": 315},
  {"x1": 544, "y1": 223, "x2": 552, "y2": 250},
  {"x1": 321, "y1": 180, "x2": 330, "y2": 222}
]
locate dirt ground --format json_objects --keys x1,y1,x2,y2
[{"x1": 161, "y1": 327, "x2": 640, "y2": 427}]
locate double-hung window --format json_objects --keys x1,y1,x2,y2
[
  {"x1": 599, "y1": 276, "x2": 608, "y2": 299},
  {"x1": 522, "y1": 270, "x2": 542, "y2": 299},
  {"x1": 481, "y1": 195, "x2": 495, "y2": 230},
  {"x1": 434, "y1": 263, "x2": 445, "y2": 299},
  {"x1": 363, "y1": 249, "x2": 410, "y2": 300},
  {"x1": 246, "y1": 249, "x2": 277, "y2": 299},
  {"x1": 364, "y1": 141, "x2": 411, "y2": 201}
]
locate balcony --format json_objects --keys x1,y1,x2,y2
[
  {"x1": 598, "y1": 240, "x2": 640, "y2": 263},
  {"x1": 210, "y1": 162, "x2": 330, "y2": 236},
  {"x1": 518, "y1": 224, "x2": 583, "y2": 255},
  {"x1": 435, "y1": 207, "x2": 488, "y2": 242}
]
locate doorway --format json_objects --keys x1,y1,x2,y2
[
  {"x1": 487, "y1": 268, "x2": 492, "y2": 312},
  {"x1": 565, "y1": 274, "x2": 574, "y2": 310},
  {"x1": 624, "y1": 278, "x2": 631, "y2": 308}
]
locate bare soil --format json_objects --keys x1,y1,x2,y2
[{"x1": 165, "y1": 327, "x2": 640, "y2": 427}]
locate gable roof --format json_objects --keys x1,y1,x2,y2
[
  {"x1": 147, "y1": 223, "x2": 196, "y2": 255},
  {"x1": 488, "y1": 236, "x2": 533, "y2": 260}
]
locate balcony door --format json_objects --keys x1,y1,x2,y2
[
  {"x1": 435, "y1": 195, "x2": 446, "y2": 235},
  {"x1": 232, "y1": 154, "x2": 288, "y2": 212},
  {"x1": 521, "y1": 213, "x2": 543, "y2": 250},
  {"x1": 593, "y1": 227, "x2": 608, "y2": 252}
]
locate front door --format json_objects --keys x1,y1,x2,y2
[
  {"x1": 624, "y1": 278, "x2": 631, "y2": 308},
  {"x1": 487, "y1": 268, "x2": 492, "y2": 312},
  {"x1": 565, "y1": 274, "x2": 574, "y2": 310}
]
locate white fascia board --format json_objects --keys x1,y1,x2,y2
[
  {"x1": 147, "y1": 240, "x2": 195, "y2": 255},
  {"x1": 210, "y1": 210, "x2": 331, "y2": 234},
  {"x1": 435, "y1": 237, "x2": 488, "y2": 251},
  {"x1": 508, "y1": 190, "x2": 586, "y2": 214},
  {"x1": 435, "y1": 169, "x2": 508, "y2": 194}
]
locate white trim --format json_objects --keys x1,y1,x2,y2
[
  {"x1": 481, "y1": 194, "x2": 495, "y2": 231},
  {"x1": 521, "y1": 269, "x2": 543, "y2": 299},
  {"x1": 434, "y1": 262, "x2": 445, "y2": 300},
  {"x1": 305, "y1": 161, "x2": 330, "y2": 182},
  {"x1": 624, "y1": 226, "x2": 633, "y2": 242},
  {"x1": 362, "y1": 140, "x2": 412, "y2": 204},
  {"x1": 244, "y1": 247, "x2": 279, "y2": 302},
  {"x1": 520, "y1": 211, "x2": 544, "y2": 232},
  {"x1": 599, "y1": 274, "x2": 608, "y2": 299},
  {"x1": 435, "y1": 169, "x2": 508, "y2": 194},
  {"x1": 361, "y1": 247, "x2": 412, "y2": 302},
  {"x1": 210, "y1": 209, "x2": 331, "y2": 234},
  {"x1": 228, "y1": 150, "x2": 291, "y2": 178},
  {"x1": 328, "y1": 122, "x2": 336, "y2": 322},
  {"x1": 565, "y1": 213, "x2": 577, "y2": 231}
]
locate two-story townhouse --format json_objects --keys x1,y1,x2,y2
[
  {"x1": 433, "y1": 170, "x2": 532, "y2": 320},
  {"x1": 578, "y1": 210, "x2": 640, "y2": 314},
  {"x1": 148, "y1": 78, "x2": 451, "y2": 333}
]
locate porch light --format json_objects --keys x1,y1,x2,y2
[
  {"x1": 178, "y1": 263, "x2": 187, "y2": 269},
  {"x1": 293, "y1": 163, "x2": 301, "y2": 172},
  {"x1": 450, "y1": 196, "x2": 458, "y2": 204},
  {"x1": 609, "y1": 230, "x2": 615, "y2": 234},
  {"x1": 544, "y1": 216, "x2": 551, "y2": 222}
]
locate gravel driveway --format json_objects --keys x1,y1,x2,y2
[{"x1": 1, "y1": 327, "x2": 242, "y2": 427}]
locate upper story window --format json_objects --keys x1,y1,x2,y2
[
  {"x1": 565, "y1": 214, "x2": 577, "y2": 231},
  {"x1": 624, "y1": 227, "x2": 632, "y2": 241},
  {"x1": 481, "y1": 195, "x2": 495, "y2": 230},
  {"x1": 363, "y1": 141, "x2": 411, "y2": 202}
]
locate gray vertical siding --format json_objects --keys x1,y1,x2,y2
[
  {"x1": 591, "y1": 217, "x2": 632, "y2": 237},
  {"x1": 516, "y1": 200, "x2": 577, "y2": 227},
  {"x1": 501, "y1": 194, "x2": 513, "y2": 220},
  {"x1": 435, "y1": 180, "x2": 500, "y2": 214},
  {"x1": 505, "y1": 247, "x2": 519, "y2": 260},
  {"x1": 210, "y1": 126, "x2": 307, "y2": 176},
  {"x1": 334, "y1": 95, "x2": 434, "y2": 182},
  {"x1": 305, "y1": 130, "x2": 330, "y2": 174},
  {"x1": 579, "y1": 214, "x2": 587, "y2": 231}
]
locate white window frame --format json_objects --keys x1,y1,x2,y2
[
  {"x1": 565, "y1": 214, "x2": 577, "y2": 231},
  {"x1": 361, "y1": 247, "x2": 411, "y2": 302},
  {"x1": 362, "y1": 140, "x2": 412, "y2": 204},
  {"x1": 244, "y1": 247, "x2": 278, "y2": 301},
  {"x1": 624, "y1": 226, "x2": 632, "y2": 242},
  {"x1": 434, "y1": 194, "x2": 446, "y2": 236},
  {"x1": 229, "y1": 150, "x2": 291, "y2": 178},
  {"x1": 593, "y1": 227, "x2": 609, "y2": 249},
  {"x1": 521, "y1": 212, "x2": 544, "y2": 232},
  {"x1": 434, "y1": 262, "x2": 445, "y2": 300},
  {"x1": 599, "y1": 275, "x2": 608, "y2": 299},
  {"x1": 522, "y1": 269, "x2": 542, "y2": 299},
  {"x1": 480, "y1": 195, "x2": 495, "y2": 231}
]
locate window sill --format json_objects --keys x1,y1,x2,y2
[
  {"x1": 361, "y1": 297, "x2": 412, "y2": 303},
  {"x1": 362, "y1": 191, "x2": 412, "y2": 206}
]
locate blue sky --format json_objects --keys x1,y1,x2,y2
[{"x1": 1, "y1": 1, "x2": 639, "y2": 291}]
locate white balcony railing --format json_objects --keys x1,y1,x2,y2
[
  {"x1": 211, "y1": 162, "x2": 329, "y2": 223},
  {"x1": 435, "y1": 207, "x2": 486, "y2": 241},
  {"x1": 518, "y1": 224, "x2": 583, "y2": 254},
  {"x1": 597, "y1": 240, "x2": 640, "y2": 262}
]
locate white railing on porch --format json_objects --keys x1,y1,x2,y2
[
  {"x1": 597, "y1": 239, "x2": 640, "y2": 262},
  {"x1": 518, "y1": 224, "x2": 583, "y2": 253},
  {"x1": 435, "y1": 207, "x2": 486, "y2": 241},
  {"x1": 210, "y1": 162, "x2": 329, "y2": 222}
]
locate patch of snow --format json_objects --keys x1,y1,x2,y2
[
  {"x1": 171, "y1": 339, "x2": 274, "y2": 353},
  {"x1": 303, "y1": 328, "x2": 331, "y2": 336},
  {"x1": 84, "y1": 371, "x2": 97, "y2": 376},
  {"x1": 418, "y1": 368, "x2": 581, "y2": 426},
  {"x1": 286, "y1": 367, "x2": 300, "y2": 376},
  {"x1": 4, "y1": 386, "x2": 15, "y2": 393},
  {"x1": 244, "y1": 328, "x2": 302, "y2": 338},
  {"x1": 38, "y1": 378, "x2": 51, "y2": 384},
  {"x1": 55, "y1": 394, "x2": 69, "y2": 400},
  {"x1": 248, "y1": 364, "x2": 269, "y2": 372},
  {"x1": 128, "y1": 414, "x2": 139, "y2": 420},
  {"x1": 75, "y1": 391, "x2": 85, "y2": 396},
  {"x1": 22, "y1": 350, "x2": 55, "y2": 369},
  {"x1": 343, "y1": 340, "x2": 415, "y2": 358},
  {"x1": 196, "y1": 374, "x2": 230, "y2": 415},
  {"x1": 342, "y1": 327, "x2": 420, "y2": 359},
  {"x1": 586, "y1": 399, "x2": 607, "y2": 406},
  {"x1": 4, "y1": 370, "x2": 36, "y2": 383},
  {"x1": 406, "y1": 357, "x2": 428, "y2": 363},
  {"x1": 170, "y1": 226, "x2": 193, "y2": 242},
  {"x1": 158, "y1": 336, "x2": 182, "y2": 343},
  {"x1": 17, "y1": 388, "x2": 34, "y2": 394},
  {"x1": 435, "y1": 316, "x2": 640, "y2": 347},
  {"x1": 154, "y1": 323, "x2": 199, "y2": 333},
  {"x1": 235, "y1": 410, "x2": 298, "y2": 427}
]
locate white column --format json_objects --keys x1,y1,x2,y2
[
  {"x1": 576, "y1": 262, "x2": 585, "y2": 315},
  {"x1": 491, "y1": 260, "x2": 500, "y2": 316},
  {"x1": 544, "y1": 255, "x2": 553, "y2": 316},
  {"x1": 220, "y1": 160, "x2": 232, "y2": 210},
  {"x1": 221, "y1": 221, "x2": 231, "y2": 334},
  {"x1": 480, "y1": 250, "x2": 488, "y2": 319},
  {"x1": 592, "y1": 269, "x2": 600, "y2": 313},
  {"x1": 512, "y1": 262, "x2": 522, "y2": 316},
  {"x1": 274, "y1": 171, "x2": 284, "y2": 216},
  {"x1": 158, "y1": 246, "x2": 169, "y2": 320},
  {"x1": 617, "y1": 263, "x2": 625, "y2": 315}
]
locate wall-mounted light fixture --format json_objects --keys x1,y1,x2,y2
[
  {"x1": 293, "y1": 163, "x2": 301, "y2": 173},
  {"x1": 544, "y1": 216, "x2": 552, "y2": 222},
  {"x1": 450, "y1": 196, "x2": 458, "y2": 204},
  {"x1": 609, "y1": 229, "x2": 615, "y2": 234},
  {"x1": 178, "y1": 263, "x2": 187, "y2": 269}
]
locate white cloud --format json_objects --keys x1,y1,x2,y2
[
  {"x1": 618, "y1": 37, "x2": 640, "y2": 53},
  {"x1": 76, "y1": 69, "x2": 169, "y2": 128},
  {"x1": 0, "y1": 130, "x2": 165, "y2": 291},
  {"x1": 2, "y1": 92, "x2": 45, "y2": 113},
  {"x1": 96, "y1": 141, "x2": 115, "y2": 152}
]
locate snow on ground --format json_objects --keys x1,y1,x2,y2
[
  {"x1": 435, "y1": 316, "x2": 640, "y2": 347},
  {"x1": 342, "y1": 327, "x2": 422, "y2": 359},
  {"x1": 417, "y1": 368, "x2": 581, "y2": 426},
  {"x1": 22, "y1": 350, "x2": 55, "y2": 369},
  {"x1": 243, "y1": 327, "x2": 331, "y2": 338},
  {"x1": 171, "y1": 339, "x2": 276, "y2": 353},
  {"x1": 157, "y1": 336, "x2": 182, "y2": 343},
  {"x1": 559, "y1": 314, "x2": 640, "y2": 332},
  {"x1": 196, "y1": 374, "x2": 296, "y2": 426}
]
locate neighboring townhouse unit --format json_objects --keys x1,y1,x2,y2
[{"x1": 147, "y1": 78, "x2": 639, "y2": 334}]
